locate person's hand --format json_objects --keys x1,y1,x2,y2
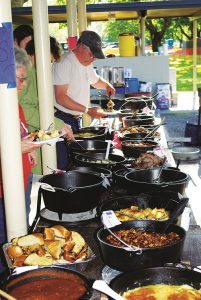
[
  {"x1": 62, "y1": 123, "x2": 75, "y2": 140},
  {"x1": 88, "y1": 107, "x2": 107, "y2": 119},
  {"x1": 28, "y1": 150, "x2": 37, "y2": 167},
  {"x1": 105, "y1": 83, "x2": 115, "y2": 97},
  {"x1": 21, "y1": 136, "x2": 41, "y2": 154}
]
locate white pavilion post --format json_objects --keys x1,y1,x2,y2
[
  {"x1": 32, "y1": 0, "x2": 57, "y2": 175},
  {"x1": 66, "y1": 0, "x2": 77, "y2": 50},
  {"x1": 77, "y1": 0, "x2": 91, "y2": 127},
  {"x1": 192, "y1": 19, "x2": 198, "y2": 110},
  {"x1": 0, "y1": 0, "x2": 27, "y2": 241},
  {"x1": 78, "y1": 0, "x2": 87, "y2": 33}
]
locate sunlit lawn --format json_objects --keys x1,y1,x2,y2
[{"x1": 169, "y1": 55, "x2": 201, "y2": 91}]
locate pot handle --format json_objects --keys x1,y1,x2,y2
[
  {"x1": 65, "y1": 187, "x2": 77, "y2": 193},
  {"x1": 36, "y1": 182, "x2": 56, "y2": 192},
  {"x1": 159, "y1": 183, "x2": 169, "y2": 188}
]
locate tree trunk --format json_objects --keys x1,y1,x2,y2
[
  {"x1": 11, "y1": 0, "x2": 28, "y2": 7},
  {"x1": 146, "y1": 18, "x2": 172, "y2": 53}
]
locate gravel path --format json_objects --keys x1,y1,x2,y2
[{"x1": 160, "y1": 110, "x2": 199, "y2": 138}]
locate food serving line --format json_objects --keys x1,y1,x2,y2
[{"x1": 1, "y1": 98, "x2": 201, "y2": 299}]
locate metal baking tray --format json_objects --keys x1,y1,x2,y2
[{"x1": 3, "y1": 243, "x2": 95, "y2": 274}]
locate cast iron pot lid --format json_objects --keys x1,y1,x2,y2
[{"x1": 171, "y1": 146, "x2": 200, "y2": 160}]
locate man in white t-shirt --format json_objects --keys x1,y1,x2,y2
[{"x1": 52, "y1": 30, "x2": 115, "y2": 169}]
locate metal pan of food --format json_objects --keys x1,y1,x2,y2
[
  {"x1": 2, "y1": 267, "x2": 92, "y2": 300},
  {"x1": 110, "y1": 266, "x2": 201, "y2": 298},
  {"x1": 74, "y1": 152, "x2": 126, "y2": 171},
  {"x1": 97, "y1": 220, "x2": 186, "y2": 272}
]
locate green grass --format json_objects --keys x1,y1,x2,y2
[{"x1": 169, "y1": 55, "x2": 201, "y2": 91}]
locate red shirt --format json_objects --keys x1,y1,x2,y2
[{"x1": 0, "y1": 105, "x2": 31, "y2": 197}]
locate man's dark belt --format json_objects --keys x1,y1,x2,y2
[{"x1": 55, "y1": 108, "x2": 81, "y2": 119}]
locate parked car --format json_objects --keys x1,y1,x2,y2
[{"x1": 103, "y1": 42, "x2": 119, "y2": 56}]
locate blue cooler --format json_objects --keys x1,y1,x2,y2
[{"x1": 125, "y1": 78, "x2": 139, "y2": 94}]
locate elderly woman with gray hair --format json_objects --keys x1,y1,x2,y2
[{"x1": 0, "y1": 46, "x2": 41, "y2": 274}]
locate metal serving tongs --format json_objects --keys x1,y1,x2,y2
[
  {"x1": 142, "y1": 117, "x2": 166, "y2": 140},
  {"x1": 153, "y1": 156, "x2": 167, "y2": 183},
  {"x1": 71, "y1": 139, "x2": 87, "y2": 151}
]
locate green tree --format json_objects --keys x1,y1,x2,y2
[
  {"x1": 146, "y1": 18, "x2": 172, "y2": 52},
  {"x1": 174, "y1": 17, "x2": 201, "y2": 40},
  {"x1": 103, "y1": 20, "x2": 138, "y2": 43}
]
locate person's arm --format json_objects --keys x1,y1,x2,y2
[
  {"x1": 21, "y1": 137, "x2": 41, "y2": 153},
  {"x1": 54, "y1": 84, "x2": 107, "y2": 119},
  {"x1": 92, "y1": 77, "x2": 115, "y2": 96},
  {"x1": 28, "y1": 150, "x2": 37, "y2": 167}
]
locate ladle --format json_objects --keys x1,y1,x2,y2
[
  {"x1": 93, "y1": 280, "x2": 124, "y2": 300},
  {"x1": 161, "y1": 197, "x2": 189, "y2": 233},
  {"x1": 105, "y1": 226, "x2": 142, "y2": 253}
]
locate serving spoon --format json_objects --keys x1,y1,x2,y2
[
  {"x1": 105, "y1": 140, "x2": 112, "y2": 160},
  {"x1": 93, "y1": 280, "x2": 124, "y2": 300},
  {"x1": 0, "y1": 289, "x2": 17, "y2": 300}
]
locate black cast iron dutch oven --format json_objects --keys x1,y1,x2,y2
[
  {"x1": 97, "y1": 192, "x2": 188, "y2": 222},
  {"x1": 121, "y1": 132, "x2": 160, "y2": 142},
  {"x1": 39, "y1": 170, "x2": 106, "y2": 217},
  {"x1": 74, "y1": 153, "x2": 126, "y2": 171},
  {"x1": 122, "y1": 115, "x2": 155, "y2": 128},
  {"x1": 112, "y1": 168, "x2": 132, "y2": 189},
  {"x1": 2, "y1": 267, "x2": 92, "y2": 300},
  {"x1": 97, "y1": 220, "x2": 186, "y2": 272},
  {"x1": 121, "y1": 140, "x2": 159, "y2": 158},
  {"x1": 125, "y1": 96, "x2": 155, "y2": 110},
  {"x1": 68, "y1": 140, "x2": 114, "y2": 162},
  {"x1": 74, "y1": 126, "x2": 113, "y2": 140},
  {"x1": 124, "y1": 168, "x2": 189, "y2": 195},
  {"x1": 110, "y1": 266, "x2": 201, "y2": 297},
  {"x1": 67, "y1": 165, "x2": 112, "y2": 180}
]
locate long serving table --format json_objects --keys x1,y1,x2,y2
[
  {"x1": 88, "y1": 114, "x2": 201, "y2": 298},
  {"x1": 32, "y1": 115, "x2": 201, "y2": 299}
]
